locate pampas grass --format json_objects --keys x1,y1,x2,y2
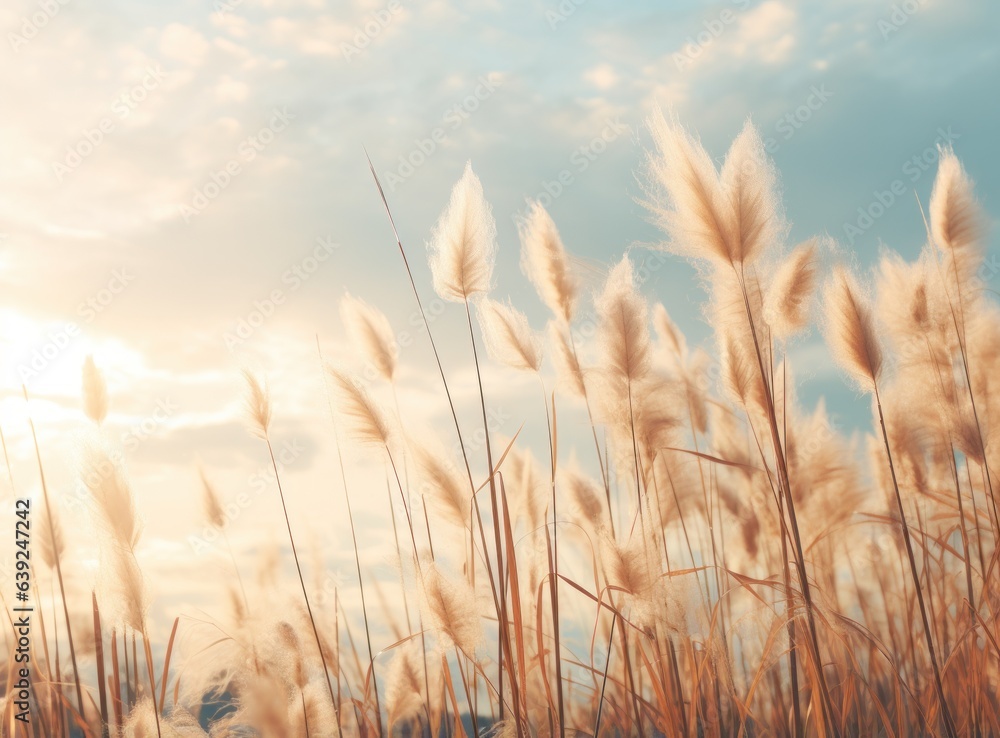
[
  {"x1": 930, "y1": 148, "x2": 983, "y2": 279},
  {"x1": 823, "y1": 265, "x2": 884, "y2": 389},
  {"x1": 595, "y1": 256, "x2": 651, "y2": 394},
  {"x1": 519, "y1": 201, "x2": 578, "y2": 324},
  {"x1": 419, "y1": 562, "x2": 483, "y2": 656},
  {"x1": 83, "y1": 443, "x2": 143, "y2": 549},
  {"x1": 477, "y1": 298, "x2": 543, "y2": 372},
  {"x1": 719, "y1": 119, "x2": 782, "y2": 265},
  {"x1": 242, "y1": 368, "x2": 272, "y2": 439},
  {"x1": 645, "y1": 111, "x2": 738, "y2": 266},
  {"x1": 411, "y1": 437, "x2": 470, "y2": 529},
  {"x1": 340, "y1": 293, "x2": 399, "y2": 383},
  {"x1": 5, "y1": 120, "x2": 1000, "y2": 738},
  {"x1": 764, "y1": 238, "x2": 819, "y2": 338},
  {"x1": 83, "y1": 354, "x2": 109, "y2": 425},
  {"x1": 428, "y1": 161, "x2": 497, "y2": 303},
  {"x1": 549, "y1": 321, "x2": 587, "y2": 398},
  {"x1": 36, "y1": 504, "x2": 65, "y2": 571},
  {"x1": 324, "y1": 365, "x2": 393, "y2": 448}
]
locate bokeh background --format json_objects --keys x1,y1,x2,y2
[{"x1": 1, "y1": 0, "x2": 998, "y2": 639}]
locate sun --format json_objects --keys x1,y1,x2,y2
[{"x1": 0, "y1": 306, "x2": 144, "y2": 403}]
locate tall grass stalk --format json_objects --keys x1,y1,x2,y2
[{"x1": 21, "y1": 387, "x2": 85, "y2": 717}]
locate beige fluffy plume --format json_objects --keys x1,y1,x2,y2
[
  {"x1": 561, "y1": 462, "x2": 606, "y2": 529},
  {"x1": 549, "y1": 321, "x2": 587, "y2": 398},
  {"x1": 823, "y1": 265, "x2": 883, "y2": 390},
  {"x1": 876, "y1": 252, "x2": 938, "y2": 352},
  {"x1": 477, "y1": 297, "x2": 542, "y2": 372},
  {"x1": 325, "y1": 365, "x2": 393, "y2": 448},
  {"x1": 340, "y1": 293, "x2": 398, "y2": 382},
  {"x1": 931, "y1": 148, "x2": 982, "y2": 261},
  {"x1": 83, "y1": 443, "x2": 142, "y2": 549},
  {"x1": 764, "y1": 238, "x2": 819, "y2": 338},
  {"x1": 199, "y1": 468, "x2": 226, "y2": 530},
  {"x1": 721, "y1": 335, "x2": 767, "y2": 415},
  {"x1": 411, "y1": 436, "x2": 469, "y2": 528},
  {"x1": 720, "y1": 119, "x2": 782, "y2": 264},
  {"x1": 428, "y1": 161, "x2": 497, "y2": 302},
  {"x1": 37, "y1": 504, "x2": 66, "y2": 571},
  {"x1": 519, "y1": 201, "x2": 578, "y2": 323},
  {"x1": 646, "y1": 114, "x2": 780, "y2": 266},
  {"x1": 385, "y1": 643, "x2": 425, "y2": 729},
  {"x1": 930, "y1": 148, "x2": 984, "y2": 299},
  {"x1": 82, "y1": 355, "x2": 109, "y2": 425},
  {"x1": 652, "y1": 302, "x2": 687, "y2": 361},
  {"x1": 420, "y1": 561, "x2": 482, "y2": 654},
  {"x1": 242, "y1": 368, "x2": 272, "y2": 439},
  {"x1": 596, "y1": 256, "x2": 651, "y2": 392},
  {"x1": 646, "y1": 112, "x2": 735, "y2": 265}
]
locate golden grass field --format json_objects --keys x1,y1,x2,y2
[{"x1": 2, "y1": 115, "x2": 999, "y2": 738}]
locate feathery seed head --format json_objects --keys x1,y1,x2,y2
[
  {"x1": 83, "y1": 442, "x2": 142, "y2": 550},
  {"x1": 931, "y1": 148, "x2": 982, "y2": 258},
  {"x1": 420, "y1": 561, "x2": 482, "y2": 654},
  {"x1": 411, "y1": 436, "x2": 470, "y2": 528},
  {"x1": 340, "y1": 293, "x2": 398, "y2": 382},
  {"x1": 720, "y1": 119, "x2": 783, "y2": 264},
  {"x1": 477, "y1": 297, "x2": 542, "y2": 372},
  {"x1": 823, "y1": 265, "x2": 883, "y2": 391},
  {"x1": 596, "y1": 256, "x2": 651, "y2": 392},
  {"x1": 242, "y1": 369, "x2": 272, "y2": 439},
  {"x1": 549, "y1": 321, "x2": 587, "y2": 398},
  {"x1": 37, "y1": 504, "x2": 66, "y2": 570},
  {"x1": 199, "y1": 468, "x2": 226, "y2": 530},
  {"x1": 428, "y1": 161, "x2": 497, "y2": 302},
  {"x1": 645, "y1": 114, "x2": 781, "y2": 267},
  {"x1": 652, "y1": 303, "x2": 688, "y2": 361},
  {"x1": 82, "y1": 355, "x2": 109, "y2": 425},
  {"x1": 519, "y1": 201, "x2": 578, "y2": 323},
  {"x1": 763, "y1": 238, "x2": 819, "y2": 338},
  {"x1": 325, "y1": 365, "x2": 393, "y2": 448}
]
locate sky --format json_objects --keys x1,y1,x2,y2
[{"x1": 0, "y1": 0, "x2": 998, "y2": 645}]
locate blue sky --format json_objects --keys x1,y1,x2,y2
[{"x1": 0, "y1": 0, "x2": 998, "y2": 635}]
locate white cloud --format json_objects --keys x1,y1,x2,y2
[
  {"x1": 159, "y1": 23, "x2": 211, "y2": 66},
  {"x1": 728, "y1": 1, "x2": 797, "y2": 64},
  {"x1": 584, "y1": 63, "x2": 619, "y2": 91},
  {"x1": 215, "y1": 73, "x2": 251, "y2": 102}
]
